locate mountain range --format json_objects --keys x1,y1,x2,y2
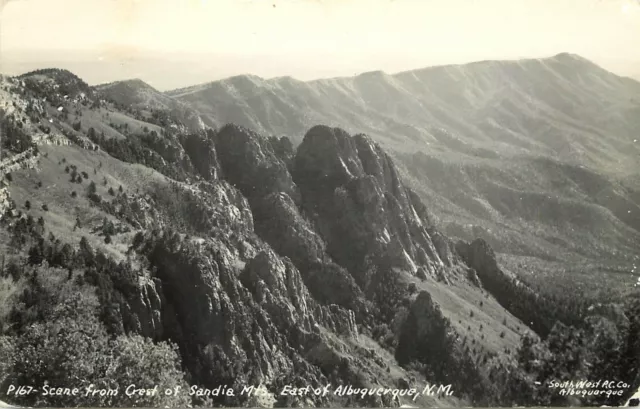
[
  {"x1": 100, "y1": 52, "x2": 640, "y2": 298},
  {"x1": 0, "y1": 53, "x2": 639, "y2": 407}
]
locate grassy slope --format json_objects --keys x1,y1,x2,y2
[
  {"x1": 401, "y1": 272, "x2": 524, "y2": 360},
  {"x1": 6, "y1": 143, "x2": 167, "y2": 262}
]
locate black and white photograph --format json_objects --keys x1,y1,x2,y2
[{"x1": 0, "y1": 0, "x2": 640, "y2": 407}]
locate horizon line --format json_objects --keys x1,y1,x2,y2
[{"x1": 1, "y1": 51, "x2": 603, "y2": 93}]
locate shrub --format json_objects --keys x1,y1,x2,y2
[
  {"x1": 41, "y1": 204, "x2": 49, "y2": 211},
  {"x1": 88, "y1": 193, "x2": 101, "y2": 204},
  {"x1": 2, "y1": 294, "x2": 190, "y2": 408},
  {"x1": 5, "y1": 262, "x2": 21, "y2": 281},
  {"x1": 24, "y1": 200, "x2": 31, "y2": 210},
  {"x1": 0, "y1": 336, "x2": 16, "y2": 387}
]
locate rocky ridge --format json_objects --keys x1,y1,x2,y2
[
  {"x1": 164, "y1": 55, "x2": 640, "y2": 295},
  {"x1": 4, "y1": 65, "x2": 635, "y2": 408},
  {"x1": 83, "y1": 122, "x2": 495, "y2": 406}
]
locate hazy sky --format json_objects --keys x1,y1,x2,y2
[{"x1": 1, "y1": 0, "x2": 640, "y2": 89}]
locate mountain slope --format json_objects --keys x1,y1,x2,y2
[
  {"x1": 0, "y1": 69, "x2": 515, "y2": 407},
  {"x1": 167, "y1": 53, "x2": 640, "y2": 297},
  {"x1": 94, "y1": 78, "x2": 205, "y2": 132},
  {"x1": 168, "y1": 53, "x2": 640, "y2": 171},
  {"x1": 2, "y1": 65, "x2": 640, "y2": 407}
]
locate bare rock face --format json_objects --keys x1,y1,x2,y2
[
  {"x1": 456, "y1": 238, "x2": 500, "y2": 274},
  {"x1": 256, "y1": 192, "x2": 366, "y2": 313},
  {"x1": 241, "y1": 250, "x2": 317, "y2": 336},
  {"x1": 197, "y1": 180, "x2": 255, "y2": 233},
  {"x1": 466, "y1": 267, "x2": 482, "y2": 287},
  {"x1": 94, "y1": 123, "x2": 489, "y2": 405},
  {"x1": 317, "y1": 304, "x2": 358, "y2": 339},
  {"x1": 397, "y1": 291, "x2": 451, "y2": 363},
  {"x1": 122, "y1": 277, "x2": 165, "y2": 340},
  {"x1": 295, "y1": 126, "x2": 365, "y2": 190},
  {"x1": 253, "y1": 191, "x2": 326, "y2": 270},
  {"x1": 141, "y1": 234, "x2": 317, "y2": 391},
  {"x1": 241, "y1": 250, "x2": 358, "y2": 341},
  {"x1": 180, "y1": 132, "x2": 221, "y2": 180},
  {"x1": 416, "y1": 265, "x2": 429, "y2": 281},
  {"x1": 431, "y1": 231, "x2": 458, "y2": 267},
  {"x1": 213, "y1": 124, "x2": 300, "y2": 203},
  {"x1": 293, "y1": 125, "x2": 449, "y2": 285},
  {"x1": 267, "y1": 136, "x2": 295, "y2": 168},
  {"x1": 212, "y1": 126, "x2": 365, "y2": 313}
]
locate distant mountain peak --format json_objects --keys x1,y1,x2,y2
[
  {"x1": 19, "y1": 67, "x2": 82, "y2": 81},
  {"x1": 551, "y1": 52, "x2": 587, "y2": 60},
  {"x1": 18, "y1": 67, "x2": 93, "y2": 95},
  {"x1": 358, "y1": 70, "x2": 388, "y2": 77},
  {"x1": 94, "y1": 78, "x2": 156, "y2": 92},
  {"x1": 223, "y1": 74, "x2": 266, "y2": 87},
  {"x1": 121, "y1": 78, "x2": 155, "y2": 88},
  {"x1": 546, "y1": 52, "x2": 599, "y2": 67}
]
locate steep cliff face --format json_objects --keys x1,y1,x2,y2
[
  {"x1": 240, "y1": 249, "x2": 358, "y2": 340},
  {"x1": 167, "y1": 56, "x2": 640, "y2": 303},
  {"x1": 109, "y1": 157, "x2": 364, "y2": 406},
  {"x1": 180, "y1": 132, "x2": 221, "y2": 180},
  {"x1": 209, "y1": 124, "x2": 479, "y2": 329},
  {"x1": 456, "y1": 238, "x2": 500, "y2": 275},
  {"x1": 211, "y1": 125, "x2": 367, "y2": 314},
  {"x1": 213, "y1": 124, "x2": 300, "y2": 204},
  {"x1": 7, "y1": 66, "x2": 635, "y2": 408},
  {"x1": 109, "y1": 123, "x2": 481, "y2": 404},
  {"x1": 293, "y1": 125, "x2": 458, "y2": 287},
  {"x1": 127, "y1": 232, "x2": 341, "y2": 404},
  {"x1": 0, "y1": 66, "x2": 521, "y2": 406}
]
